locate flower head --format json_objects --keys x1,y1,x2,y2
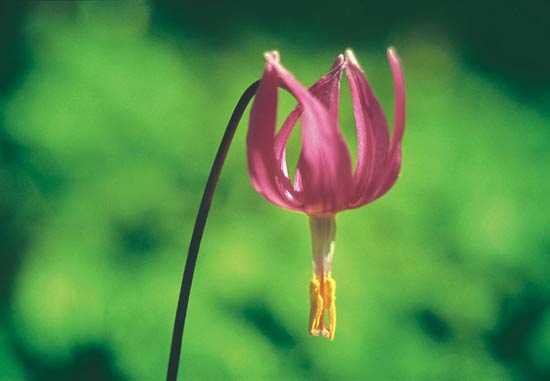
[{"x1": 246, "y1": 48, "x2": 405, "y2": 340}]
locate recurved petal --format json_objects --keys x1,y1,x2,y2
[
  {"x1": 265, "y1": 53, "x2": 353, "y2": 214},
  {"x1": 246, "y1": 52, "x2": 302, "y2": 210},
  {"x1": 344, "y1": 49, "x2": 390, "y2": 204},
  {"x1": 349, "y1": 48, "x2": 406, "y2": 207},
  {"x1": 368, "y1": 48, "x2": 405, "y2": 202},
  {"x1": 387, "y1": 47, "x2": 405, "y2": 156}
]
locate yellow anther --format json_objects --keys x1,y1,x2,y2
[
  {"x1": 308, "y1": 276, "x2": 323, "y2": 336},
  {"x1": 308, "y1": 274, "x2": 337, "y2": 340},
  {"x1": 323, "y1": 277, "x2": 336, "y2": 340}
]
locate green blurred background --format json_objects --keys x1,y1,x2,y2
[{"x1": 1, "y1": 1, "x2": 549, "y2": 380}]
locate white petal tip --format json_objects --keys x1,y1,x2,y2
[
  {"x1": 263, "y1": 50, "x2": 280, "y2": 63},
  {"x1": 387, "y1": 47, "x2": 399, "y2": 60},
  {"x1": 344, "y1": 48, "x2": 359, "y2": 66},
  {"x1": 330, "y1": 54, "x2": 346, "y2": 70}
]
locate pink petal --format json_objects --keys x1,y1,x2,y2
[
  {"x1": 246, "y1": 52, "x2": 302, "y2": 210},
  {"x1": 344, "y1": 49, "x2": 390, "y2": 205},
  {"x1": 266, "y1": 53, "x2": 353, "y2": 214},
  {"x1": 273, "y1": 55, "x2": 346, "y2": 195},
  {"x1": 350, "y1": 48, "x2": 406, "y2": 207},
  {"x1": 386, "y1": 47, "x2": 405, "y2": 157}
]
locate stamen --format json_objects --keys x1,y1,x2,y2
[
  {"x1": 309, "y1": 275, "x2": 323, "y2": 336},
  {"x1": 308, "y1": 214, "x2": 337, "y2": 340},
  {"x1": 324, "y1": 276, "x2": 336, "y2": 340},
  {"x1": 308, "y1": 274, "x2": 337, "y2": 340}
]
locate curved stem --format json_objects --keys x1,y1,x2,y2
[{"x1": 166, "y1": 80, "x2": 260, "y2": 381}]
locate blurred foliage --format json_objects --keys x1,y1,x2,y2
[{"x1": 0, "y1": 1, "x2": 549, "y2": 381}]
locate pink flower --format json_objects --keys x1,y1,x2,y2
[{"x1": 246, "y1": 49, "x2": 405, "y2": 340}]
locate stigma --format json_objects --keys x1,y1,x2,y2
[{"x1": 308, "y1": 214, "x2": 337, "y2": 340}]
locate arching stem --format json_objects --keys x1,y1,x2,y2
[{"x1": 166, "y1": 80, "x2": 260, "y2": 381}]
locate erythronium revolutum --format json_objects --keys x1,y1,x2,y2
[
  {"x1": 167, "y1": 48, "x2": 404, "y2": 380},
  {"x1": 247, "y1": 49, "x2": 405, "y2": 340}
]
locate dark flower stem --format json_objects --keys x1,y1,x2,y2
[{"x1": 166, "y1": 80, "x2": 260, "y2": 381}]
